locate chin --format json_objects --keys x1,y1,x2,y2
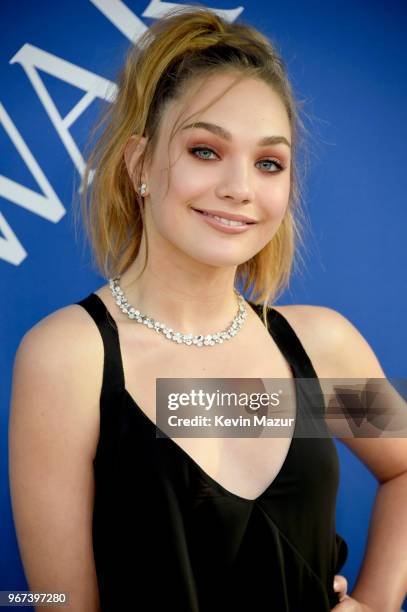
[{"x1": 187, "y1": 247, "x2": 255, "y2": 268}]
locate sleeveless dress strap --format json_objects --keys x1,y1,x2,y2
[
  {"x1": 75, "y1": 293, "x2": 125, "y2": 394},
  {"x1": 261, "y1": 305, "x2": 328, "y2": 433},
  {"x1": 267, "y1": 308, "x2": 318, "y2": 379},
  {"x1": 249, "y1": 302, "x2": 318, "y2": 379}
]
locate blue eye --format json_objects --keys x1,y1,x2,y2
[
  {"x1": 189, "y1": 147, "x2": 218, "y2": 160},
  {"x1": 257, "y1": 159, "x2": 284, "y2": 172},
  {"x1": 189, "y1": 147, "x2": 284, "y2": 172}
]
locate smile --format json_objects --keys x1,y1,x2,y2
[
  {"x1": 201, "y1": 211, "x2": 247, "y2": 226},
  {"x1": 191, "y1": 208, "x2": 255, "y2": 234}
]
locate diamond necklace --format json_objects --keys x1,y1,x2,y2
[{"x1": 108, "y1": 276, "x2": 248, "y2": 347}]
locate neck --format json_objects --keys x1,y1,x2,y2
[{"x1": 117, "y1": 253, "x2": 241, "y2": 336}]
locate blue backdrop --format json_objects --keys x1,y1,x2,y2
[{"x1": 1, "y1": 0, "x2": 406, "y2": 608}]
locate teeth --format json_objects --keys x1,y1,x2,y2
[{"x1": 202, "y1": 211, "x2": 247, "y2": 226}]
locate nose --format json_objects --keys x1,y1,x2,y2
[{"x1": 215, "y1": 163, "x2": 255, "y2": 205}]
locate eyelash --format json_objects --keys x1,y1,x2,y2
[{"x1": 188, "y1": 146, "x2": 285, "y2": 172}]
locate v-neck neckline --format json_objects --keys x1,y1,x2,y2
[
  {"x1": 122, "y1": 375, "x2": 300, "y2": 504},
  {"x1": 90, "y1": 292, "x2": 303, "y2": 504}
]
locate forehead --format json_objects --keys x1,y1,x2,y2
[{"x1": 161, "y1": 72, "x2": 291, "y2": 144}]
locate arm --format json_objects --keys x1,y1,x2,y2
[
  {"x1": 276, "y1": 305, "x2": 407, "y2": 612},
  {"x1": 8, "y1": 306, "x2": 104, "y2": 611},
  {"x1": 328, "y1": 309, "x2": 407, "y2": 612},
  {"x1": 347, "y1": 467, "x2": 407, "y2": 612}
]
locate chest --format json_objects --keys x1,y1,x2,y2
[{"x1": 116, "y1": 315, "x2": 301, "y2": 500}]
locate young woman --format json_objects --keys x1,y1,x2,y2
[{"x1": 9, "y1": 7, "x2": 407, "y2": 612}]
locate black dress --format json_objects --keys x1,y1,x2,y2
[{"x1": 75, "y1": 293, "x2": 348, "y2": 611}]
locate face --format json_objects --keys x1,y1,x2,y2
[{"x1": 127, "y1": 72, "x2": 292, "y2": 270}]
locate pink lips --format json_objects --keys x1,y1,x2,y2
[
  {"x1": 191, "y1": 207, "x2": 257, "y2": 224},
  {"x1": 191, "y1": 208, "x2": 254, "y2": 234}
]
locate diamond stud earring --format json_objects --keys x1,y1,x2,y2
[{"x1": 138, "y1": 183, "x2": 148, "y2": 196}]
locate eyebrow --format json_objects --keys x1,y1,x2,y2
[{"x1": 181, "y1": 121, "x2": 291, "y2": 148}]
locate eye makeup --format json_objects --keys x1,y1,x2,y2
[{"x1": 188, "y1": 145, "x2": 287, "y2": 172}]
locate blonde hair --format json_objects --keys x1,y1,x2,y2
[{"x1": 77, "y1": 6, "x2": 308, "y2": 329}]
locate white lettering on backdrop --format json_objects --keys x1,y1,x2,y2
[{"x1": 0, "y1": 0, "x2": 243, "y2": 264}]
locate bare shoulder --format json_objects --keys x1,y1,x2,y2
[
  {"x1": 20, "y1": 300, "x2": 102, "y2": 342},
  {"x1": 15, "y1": 302, "x2": 104, "y2": 382},
  {"x1": 270, "y1": 303, "x2": 385, "y2": 378},
  {"x1": 11, "y1": 302, "x2": 104, "y2": 461}
]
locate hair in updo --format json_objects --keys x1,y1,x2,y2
[{"x1": 78, "y1": 6, "x2": 308, "y2": 328}]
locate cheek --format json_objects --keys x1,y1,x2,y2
[
  {"x1": 169, "y1": 157, "x2": 212, "y2": 199},
  {"x1": 155, "y1": 155, "x2": 207, "y2": 205},
  {"x1": 152, "y1": 165, "x2": 211, "y2": 225},
  {"x1": 263, "y1": 180, "x2": 291, "y2": 221}
]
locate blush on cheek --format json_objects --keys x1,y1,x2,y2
[{"x1": 268, "y1": 196, "x2": 290, "y2": 222}]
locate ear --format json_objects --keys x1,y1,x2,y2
[{"x1": 124, "y1": 135, "x2": 148, "y2": 187}]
